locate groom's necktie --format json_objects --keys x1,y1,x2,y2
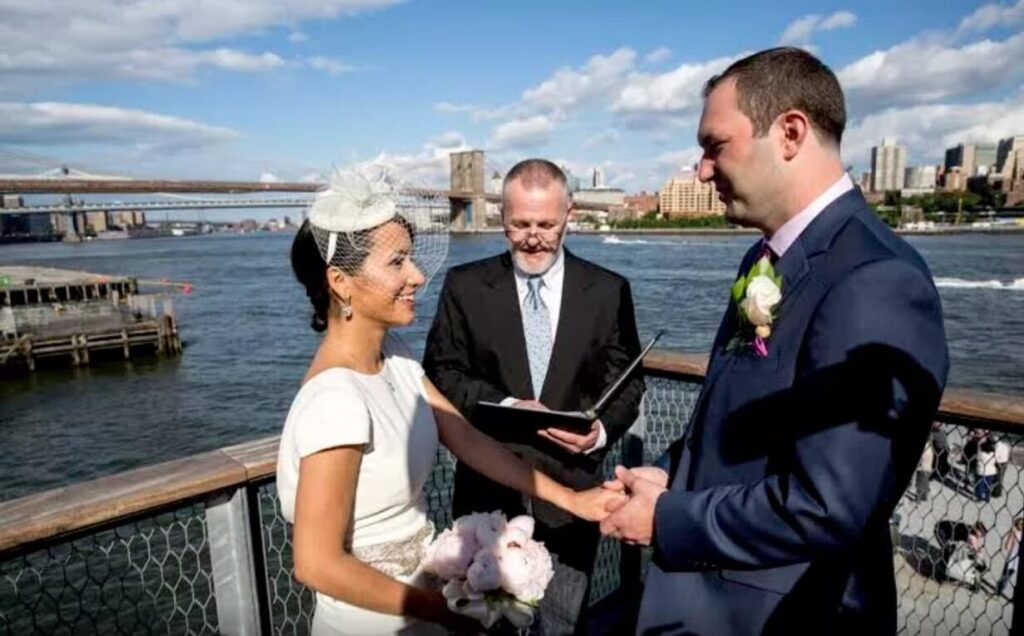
[{"x1": 523, "y1": 276, "x2": 553, "y2": 399}]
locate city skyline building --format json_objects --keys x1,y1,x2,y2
[
  {"x1": 870, "y1": 138, "x2": 906, "y2": 192},
  {"x1": 904, "y1": 165, "x2": 938, "y2": 190},
  {"x1": 659, "y1": 169, "x2": 726, "y2": 217}
]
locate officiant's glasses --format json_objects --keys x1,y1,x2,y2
[{"x1": 504, "y1": 221, "x2": 565, "y2": 244}]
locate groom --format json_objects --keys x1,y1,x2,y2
[{"x1": 600, "y1": 48, "x2": 949, "y2": 634}]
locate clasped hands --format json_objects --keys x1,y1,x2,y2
[
  {"x1": 569, "y1": 465, "x2": 667, "y2": 545},
  {"x1": 598, "y1": 465, "x2": 668, "y2": 546}
]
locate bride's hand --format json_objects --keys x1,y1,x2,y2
[{"x1": 571, "y1": 486, "x2": 628, "y2": 522}]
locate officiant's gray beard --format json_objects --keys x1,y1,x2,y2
[
  {"x1": 509, "y1": 245, "x2": 561, "y2": 274},
  {"x1": 510, "y1": 238, "x2": 564, "y2": 276}
]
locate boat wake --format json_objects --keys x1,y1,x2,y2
[{"x1": 935, "y1": 277, "x2": 1024, "y2": 291}]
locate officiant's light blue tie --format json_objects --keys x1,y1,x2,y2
[{"x1": 524, "y1": 276, "x2": 553, "y2": 399}]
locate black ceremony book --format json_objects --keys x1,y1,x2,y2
[{"x1": 474, "y1": 330, "x2": 663, "y2": 435}]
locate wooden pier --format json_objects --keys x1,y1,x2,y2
[{"x1": 0, "y1": 266, "x2": 181, "y2": 373}]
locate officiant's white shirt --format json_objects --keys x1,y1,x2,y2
[
  {"x1": 768, "y1": 173, "x2": 854, "y2": 257},
  {"x1": 503, "y1": 247, "x2": 607, "y2": 453}
]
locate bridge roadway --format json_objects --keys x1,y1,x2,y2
[
  {"x1": 1, "y1": 198, "x2": 312, "y2": 215},
  {"x1": 0, "y1": 178, "x2": 616, "y2": 213}
]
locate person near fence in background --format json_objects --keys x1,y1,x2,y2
[
  {"x1": 997, "y1": 517, "x2": 1023, "y2": 598},
  {"x1": 598, "y1": 47, "x2": 949, "y2": 635},
  {"x1": 935, "y1": 520, "x2": 988, "y2": 590},
  {"x1": 276, "y1": 170, "x2": 622, "y2": 636},
  {"x1": 915, "y1": 439, "x2": 934, "y2": 503},
  {"x1": 961, "y1": 428, "x2": 985, "y2": 491},
  {"x1": 993, "y1": 436, "x2": 1011, "y2": 498},
  {"x1": 424, "y1": 159, "x2": 644, "y2": 635},
  {"x1": 931, "y1": 422, "x2": 953, "y2": 484},
  {"x1": 975, "y1": 436, "x2": 998, "y2": 502}
]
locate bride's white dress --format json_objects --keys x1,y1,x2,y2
[{"x1": 277, "y1": 333, "x2": 447, "y2": 635}]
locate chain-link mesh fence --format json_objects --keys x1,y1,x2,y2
[
  {"x1": 0, "y1": 504, "x2": 217, "y2": 635},
  {"x1": 258, "y1": 483, "x2": 314, "y2": 636},
  {"x1": 893, "y1": 422, "x2": 1021, "y2": 635},
  {"x1": 2, "y1": 373, "x2": 1021, "y2": 635}
]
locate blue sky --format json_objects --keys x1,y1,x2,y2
[{"x1": 1, "y1": 0, "x2": 1022, "y2": 193}]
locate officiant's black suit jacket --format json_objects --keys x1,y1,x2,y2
[{"x1": 423, "y1": 248, "x2": 644, "y2": 523}]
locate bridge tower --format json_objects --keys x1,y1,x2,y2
[{"x1": 449, "y1": 150, "x2": 488, "y2": 231}]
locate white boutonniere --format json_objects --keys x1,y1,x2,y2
[{"x1": 728, "y1": 255, "x2": 782, "y2": 357}]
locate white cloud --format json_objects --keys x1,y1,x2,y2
[
  {"x1": 655, "y1": 147, "x2": 703, "y2": 172},
  {"x1": 582, "y1": 129, "x2": 620, "y2": 148},
  {"x1": 490, "y1": 115, "x2": 555, "y2": 149},
  {"x1": 844, "y1": 97, "x2": 1024, "y2": 169},
  {"x1": 820, "y1": 11, "x2": 857, "y2": 31},
  {"x1": 259, "y1": 171, "x2": 281, "y2": 183},
  {"x1": 0, "y1": 0, "x2": 401, "y2": 87},
  {"x1": 434, "y1": 101, "x2": 476, "y2": 114},
  {"x1": 838, "y1": 32, "x2": 1024, "y2": 114},
  {"x1": 520, "y1": 48, "x2": 637, "y2": 115},
  {"x1": 779, "y1": 15, "x2": 821, "y2": 46},
  {"x1": 430, "y1": 131, "x2": 467, "y2": 149},
  {"x1": 307, "y1": 56, "x2": 358, "y2": 75},
  {"x1": 207, "y1": 49, "x2": 284, "y2": 72},
  {"x1": 359, "y1": 135, "x2": 474, "y2": 187},
  {"x1": 644, "y1": 47, "x2": 672, "y2": 64},
  {"x1": 0, "y1": 102, "x2": 241, "y2": 153},
  {"x1": 288, "y1": 31, "x2": 310, "y2": 43},
  {"x1": 954, "y1": 0, "x2": 1024, "y2": 38},
  {"x1": 779, "y1": 10, "x2": 857, "y2": 46},
  {"x1": 611, "y1": 54, "x2": 739, "y2": 123}
]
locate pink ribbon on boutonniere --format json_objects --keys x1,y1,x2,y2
[{"x1": 752, "y1": 336, "x2": 769, "y2": 357}]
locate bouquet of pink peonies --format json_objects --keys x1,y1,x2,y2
[{"x1": 423, "y1": 511, "x2": 555, "y2": 629}]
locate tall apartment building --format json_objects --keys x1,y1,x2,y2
[
  {"x1": 996, "y1": 137, "x2": 1024, "y2": 205},
  {"x1": 996, "y1": 137, "x2": 1024, "y2": 180},
  {"x1": 904, "y1": 165, "x2": 937, "y2": 190},
  {"x1": 659, "y1": 171, "x2": 726, "y2": 217},
  {"x1": 870, "y1": 138, "x2": 906, "y2": 192},
  {"x1": 944, "y1": 142, "x2": 998, "y2": 179}
]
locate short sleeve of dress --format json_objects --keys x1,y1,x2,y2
[{"x1": 292, "y1": 378, "x2": 372, "y2": 457}]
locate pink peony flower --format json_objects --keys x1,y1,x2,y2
[
  {"x1": 507, "y1": 515, "x2": 535, "y2": 539},
  {"x1": 423, "y1": 528, "x2": 477, "y2": 580},
  {"x1": 454, "y1": 511, "x2": 506, "y2": 549},
  {"x1": 466, "y1": 549, "x2": 503, "y2": 592}
]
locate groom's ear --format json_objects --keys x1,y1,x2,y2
[{"x1": 777, "y1": 109, "x2": 812, "y2": 161}]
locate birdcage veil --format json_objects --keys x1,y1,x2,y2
[{"x1": 307, "y1": 167, "x2": 450, "y2": 292}]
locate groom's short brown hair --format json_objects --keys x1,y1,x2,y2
[{"x1": 703, "y1": 47, "x2": 846, "y2": 146}]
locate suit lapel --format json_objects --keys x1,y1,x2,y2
[
  {"x1": 483, "y1": 254, "x2": 533, "y2": 399},
  {"x1": 541, "y1": 250, "x2": 591, "y2": 402}
]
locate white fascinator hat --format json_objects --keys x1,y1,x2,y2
[{"x1": 306, "y1": 165, "x2": 451, "y2": 285}]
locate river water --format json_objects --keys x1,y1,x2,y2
[{"x1": 1, "y1": 231, "x2": 1022, "y2": 499}]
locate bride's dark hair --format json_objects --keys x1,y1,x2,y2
[{"x1": 290, "y1": 217, "x2": 415, "y2": 332}]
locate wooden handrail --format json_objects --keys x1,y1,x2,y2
[{"x1": 1, "y1": 349, "x2": 1021, "y2": 555}]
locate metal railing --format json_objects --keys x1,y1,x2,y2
[{"x1": 1, "y1": 351, "x2": 1022, "y2": 634}]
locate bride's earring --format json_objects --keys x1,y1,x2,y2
[{"x1": 341, "y1": 297, "x2": 353, "y2": 319}]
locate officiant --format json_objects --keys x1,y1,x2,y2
[{"x1": 424, "y1": 158, "x2": 645, "y2": 634}]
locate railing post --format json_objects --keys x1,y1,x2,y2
[
  {"x1": 206, "y1": 487, "x2": 266, "y2": 636},
  {"x1": 618, "y1": 397, "x2": 646, "y2": 598}
]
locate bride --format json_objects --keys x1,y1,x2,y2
[{"x1": 276, "y1": 172, "x2": 620, "y2": 635}]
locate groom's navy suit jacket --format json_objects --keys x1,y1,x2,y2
[{"x1": 636, "y1": 189, "x2": 949, "y2": 635}]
